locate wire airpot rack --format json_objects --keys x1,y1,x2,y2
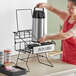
[{"x1": 13, "y1": 9, "x2": 55, "y2": 72}]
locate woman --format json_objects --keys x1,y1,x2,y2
[{"x1": 36, "y1": 0, "x2": 76, "y2": 65}]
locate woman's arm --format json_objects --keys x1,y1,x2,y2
[
  {"x1": 39, "y1": 31, "x2": 73, "y2": 43},
  {"x1": 36, "y1": 3, "x2": 68, "y2": 18}
]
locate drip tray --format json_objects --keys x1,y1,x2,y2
[
  {"x1": 27, "y1": 42, "x2": 55, "y2": 54},
  {"x1": 28, "y1": 44, "x2": 39, "y2": 49},
  {"x1": 41, "y1": 42, "x2": 55, "y2": 45},
  {"x1": 28, "y1": 41, "x2": 55, "y2": 49},
  {"x1": 0, "y1": 65, "x2": 27, "y2": 76}
]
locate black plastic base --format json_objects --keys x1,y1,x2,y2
[
  {"x1": 0, "y1": 65, "x2": 27, "y2": 76},
  {"x1": 28, "y1": 41, "x2": 56, "y2": 49}
]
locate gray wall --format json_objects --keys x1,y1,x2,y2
[{"x1": 47, "y1": 0, "x2": 68, "y2": 50}]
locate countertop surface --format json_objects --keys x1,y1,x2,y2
[{"x1": 0, "y1": 54, "x2": 76, "y2": 76}]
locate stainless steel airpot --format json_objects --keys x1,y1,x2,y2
[{"x1": 32, "y1": 7, "x2": 45, "y2": 42}]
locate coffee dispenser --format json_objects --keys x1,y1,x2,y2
[{"x1": 32, "y1": 7, "x2": 45, "y2": 42}]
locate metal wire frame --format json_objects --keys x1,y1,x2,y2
[
  {"x1": 14, "y1": 9, "x2": 54, "y2": 72},
  {"x1": 15, "y1": 50, "x2": 30, "y2": 72},
  {"x1": 16, "y1": 9, "x2": 32, "y2": 31},
  {"x1": 13, "y1": 30, "x2": 54, "y2": 72},
  {"x1": 37, "y1": 53, "x2": 53, "y2": 67}
]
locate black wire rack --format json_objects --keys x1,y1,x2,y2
[
  {"x1": 14, "y1": 30, "x2": 33, "y2": 53},
  {"x1": 13, "y1": 9, "x2": 55, "y2": 72},
  {"x1": 13, "y1": 30, "x2": 54, "y2": 72}
]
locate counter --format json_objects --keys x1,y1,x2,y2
[{"x1": 0, "y1": 54, "x2": 76, "y2": 76}]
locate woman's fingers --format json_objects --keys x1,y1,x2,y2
[
  {"x1": 39, "y1": 5, "x2": 44, "y2": 8},
  {"x1": 36, "y1": 3, "x2": 42, "y2": 7},
  {"x1": 36, "y1": 3, "x2": 41, "y2": 7},
  {"x1": 39, "y1": 36, "x2": 46, "y2": 43},
  {"x1": 36, "y1": 3, "x2": 44, "y2": 8},
  {"x1": 39, "y1": 37, "x2": 43, "y2": 43}
]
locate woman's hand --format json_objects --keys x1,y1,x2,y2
[
  {"x1": 36, "y1": 3, "x2": 48, "y2": 8},
  {"x1": 39, "y1": 36, "x2": 48, "y2": 43}
]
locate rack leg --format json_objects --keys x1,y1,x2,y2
[
  {"x1": 45, "y1": 53, "x2": 53, "y2": 67},
  {"x1": 37, "y1": 53, "x2": 53, "y2": 67},
  {"x1": 15, "y1": 50, "x2": 21, "y2": 66},
  {"x1": 15, "y1": 50, "x2": 30, "y2": 72},
  {"x1": 25, "y1": 53, "x2": 30, "y2": 72}
]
